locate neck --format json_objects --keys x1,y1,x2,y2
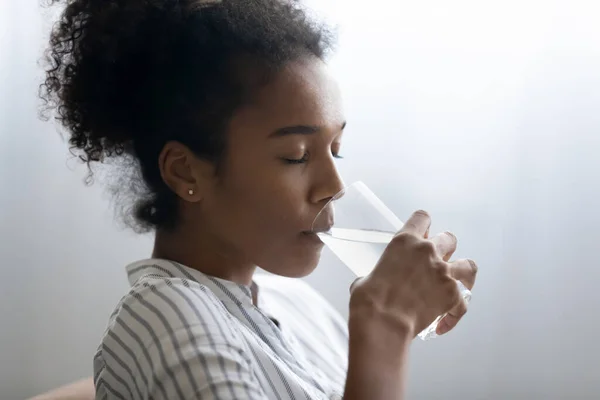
[{"x1": 152, "y1": 226, "x2": 256, "y2": 286}]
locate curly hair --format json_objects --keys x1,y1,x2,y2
[{"x1": 41, "y1": 0, "x2": 333, "y2": 232}]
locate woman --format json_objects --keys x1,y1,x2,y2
[{"x1": 42, "y1": 0, "x2": 478, "y2": 399}]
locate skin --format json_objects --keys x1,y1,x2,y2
[
  {"x1": 154, "y1": 56, "x2": 345, "y2": 286},
  {"x1": 346, "y1": 211, "x2": 477, "y2": 399},
  {"x1": 29, "y1": 378, "x2": 94, "y2": 400}
]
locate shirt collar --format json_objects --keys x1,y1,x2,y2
[{"x1": 125, "y1": 258, "x2": 256, "y2": 307}]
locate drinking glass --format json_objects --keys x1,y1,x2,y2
[{"x1": 312, "y1": 181, "x2": 471, "y2": 340}]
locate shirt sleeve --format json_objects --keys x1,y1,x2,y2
[{"x1": 94, "y1": 278, "x2": 268, "y2": 400}]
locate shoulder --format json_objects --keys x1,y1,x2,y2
[
  {"x1": 102, "y1": 275, "x2": 239, "y2": 351},
  {"x1": 94, "y1": 275, "x2": 267, "y2": 399}
]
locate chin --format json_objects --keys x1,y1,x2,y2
[{"x1": 261, "y1": 247, "x2": 323, "y2": 278}]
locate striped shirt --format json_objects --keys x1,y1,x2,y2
[{"x1": 93, "y1": 259, "x2": 349, "y2": 399}]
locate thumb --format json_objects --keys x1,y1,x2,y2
[{"x1": 349, "y1": 277, "x2": 365, "y2": 293}]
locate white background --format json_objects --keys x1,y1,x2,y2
[{"x1": 1, "y1": 0, "x2": 600, "y2": 398}]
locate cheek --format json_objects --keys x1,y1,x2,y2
[
  {"x1": 208, "y1": 167, "x2": 322, "y2": 275},
  {"x1": 245, "y1": 188, "x2": 303, "y2": 236},
  {"x1": 213, "y1": 172, "x2": 305, "y2": 240}
]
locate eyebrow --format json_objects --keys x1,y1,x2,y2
[{"x1": 270, "y1": 122, "x2": 347, "y2": 138}]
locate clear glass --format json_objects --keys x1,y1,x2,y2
[{"x1": 312, "y1": 181, "x2": 472, "y2": 340}]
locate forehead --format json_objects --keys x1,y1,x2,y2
[{"x1": 228, "y1": 58, "x2": 344, "y2": 136}]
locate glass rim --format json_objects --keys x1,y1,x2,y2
[{"x1": 310, "y1": 181, "x2": 403, "y2": 233}]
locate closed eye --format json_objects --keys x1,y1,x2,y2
[
  {"x1": 283, "y1": 151, "x2": 343, "y2": 165},
  {"x1": 283, "y1": 152, "x2": 310, "y2": 164}
]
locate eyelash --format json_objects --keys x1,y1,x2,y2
[{"x1": 283, "y1": 152, "x2": 343, "y2": 165}]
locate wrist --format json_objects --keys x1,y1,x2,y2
[
  {"x1": 345, "y1": 292, "x2": 413, "y2": 400},
  {"x1": 349, "y1": 287, "x2": 416, "y2": 340}
]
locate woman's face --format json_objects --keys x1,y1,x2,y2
[{"x1": 198, "y1": 57, "x2": 345, "y2": 278}]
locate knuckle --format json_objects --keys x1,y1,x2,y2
[
  {"x1": 467, "y1": 259, "x2": 478, "y2": 275},
  {"x1": 415, "y1": 240, "x2": 436, "y2": 256},
  {"x1": 390, "y1": 231, "x2": 416, "y2": 247},
  {"x1": 434, "y1": 260, "x2": 450, "y2": 275}
]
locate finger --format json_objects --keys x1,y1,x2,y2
[
  {"x1": 399, "y1": 210, "x2": 431, "y2": 237},
  {"x1": 449, "y1": 259, "x2": 478, "y2": 290},
  {"x1": 349, "y1": 277, "x2": 363, "y2": 293},
  {"x1": 429, "y1": 231, "x2": 457, "y2": 261},
  {"x1": 436, "y1": 297, "x2": 468, "y2": 335}
]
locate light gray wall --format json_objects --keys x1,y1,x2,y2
[{"x1": 2, "y1": 0, "x2": 599, "y2": 399}]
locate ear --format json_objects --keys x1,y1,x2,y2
[{"x1": 158, "y1": 141, "x2": 216, "y2": 202}]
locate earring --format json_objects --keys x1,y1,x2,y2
[{"x1": 188, "y1": 189, "x2": 194, "y2": 196}]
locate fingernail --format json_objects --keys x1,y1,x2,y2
[
  {"x1": 436, "y1": 320, "x2": 449, "y2": 335},
  {"x1": 349, "y1": 277, "x2": 362, "y2": 293},
  {"x1": 445, "y1": 231, "x2": 456, "y2": 240}
]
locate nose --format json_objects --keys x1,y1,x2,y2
[{"x1": 309, "y1": 156, "x2": 345, "y2": 205}]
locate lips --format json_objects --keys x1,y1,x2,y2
[
  {"x1": 309, "y1": 224, "x2": 332, "y2": 234},
  {"x1": 310, "y1": 205, "x2": 334, "y2": 234},
  {"x1": 302, "y1": 226, "x2": 331, "y2": 235}
]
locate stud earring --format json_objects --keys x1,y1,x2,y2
[{"x1": 188, "y1": 189, "x2": 194, "y2": 196}]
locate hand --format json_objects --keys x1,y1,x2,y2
[
  {"x1": 428, "y1": 230, "x2": 477, "y2": 335},
  {"x1": 349, "y1": 210, "x2": 477, "y2": 337}
]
